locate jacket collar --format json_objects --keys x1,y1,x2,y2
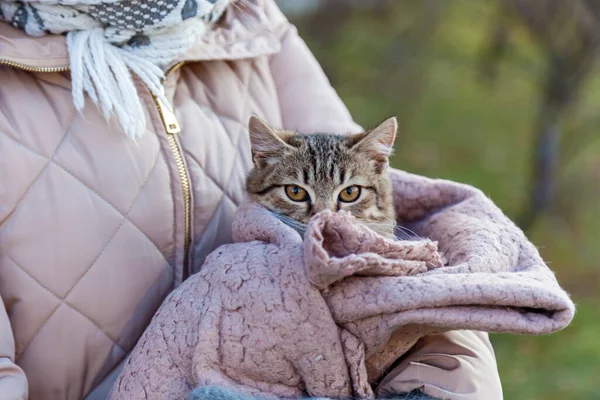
[{"x1": 0, "y1": 0, "x2": 282, "y2": 71}]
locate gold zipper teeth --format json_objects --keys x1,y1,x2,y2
[
  {"x1": 0, "y1": 59, "x2": 69, "y2": 73},
  {"x1": 165, "y1": 61, "x2": 185, "y2": 77},
  {"x1": 0, "y1": 59, "x2": 184, "y2": 75},
  {"x1": 159, "y1": 61, "x2": 192, "y2": 277},
  {"x1": 167, "y1": 134, "x2": 192, "y2": 256}
]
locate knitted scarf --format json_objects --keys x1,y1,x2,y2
[{"x1": 0, "y1": 0, "x2": 231, "y2": 139}]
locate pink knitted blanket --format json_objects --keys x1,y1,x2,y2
[{"x1": 109, "y1": 169, "x2": 574, "y2": 399}]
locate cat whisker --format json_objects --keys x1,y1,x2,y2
[
  {"x1": 362, "y1": 219, "x2": 422, "y2": 241},
  {"x1": 361, "y1": 219, "x2": 396, "y2": 239},
  {"x1": 271, "y1": 212, "x2": 307, "y2": 237},
  {"x1": 394, "y1": 224, "x2": 422, "y2": 240}
]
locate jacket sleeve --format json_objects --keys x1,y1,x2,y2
[
  {"x1": 376, "y1": 330, "x2": 503, "y2": 400},
  {"x1": 269, "y1": 23, "x2": 363, "y2": 135},
  {"x1": 0, "y1": 297, "x2": 28, "y2": 400}
]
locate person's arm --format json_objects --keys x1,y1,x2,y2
[
  {"x1": 0, "y1": 297, "x2": 28, "y2": 400},
  {"x1": 376, "y1": 331, "x2": 503, "y2": 400},
  {"x1": 269, "y1": 22, "x2": 362, "y2": 135}
]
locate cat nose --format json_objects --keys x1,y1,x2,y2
[
  {"x1": 309, "y1": 201, "x2": 336, "y2": 216},
  {"x1": 311, "y1": 206, "x2": 336, "y2": 216}
]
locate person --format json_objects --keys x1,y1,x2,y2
[{"x1": 0, "y1": 0, "x2": 503, "y2": 399}]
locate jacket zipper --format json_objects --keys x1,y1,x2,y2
[
  {"x1": 1, "y1": 58, "x2": 193, "y2": 280},
  {"x1": 0, "y1": 59, "x2": 69, "y2": 72},
  {"x1": 152, "y1": 61, "x2": 193, "y2": 279}
]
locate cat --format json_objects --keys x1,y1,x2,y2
[{"x1": 245, "y1": 115, "x2": 399, "y2": 240}]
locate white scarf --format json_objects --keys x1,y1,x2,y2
[{"x1": 0, "y1": 0, "x2": 231, "y2": 138}]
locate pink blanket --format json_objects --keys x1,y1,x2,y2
[{"x1": 109, "y1": 169, "x2": 574, "y2": 399}]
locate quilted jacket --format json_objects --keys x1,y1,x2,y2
[{"x1": 0, "y1": 1, "x2": 503, "y2": 399}]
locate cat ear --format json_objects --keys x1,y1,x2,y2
[
  {"x1": 352, "y1": 117, "x2": 397, "y2": 164},
  {"x1": 248, "y1": 115, "x2": 293, "y2": 167}
]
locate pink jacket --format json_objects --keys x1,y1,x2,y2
[{"x1": 0, "y1": 1, "x2": 502, "y2": 399}]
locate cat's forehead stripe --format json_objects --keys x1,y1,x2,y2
[
  {"x1": 328, "y1": 158, "x2": 335, "y2": 180},
  {"x1": 304, "y1": 134, "x2": 345, "y2": 183},
  {"x1": 303, "y1": 167, "x2": 310, "y2": 185},
  {"x1": 339, "y1": 165, "x2": 347, "y2": 184}
]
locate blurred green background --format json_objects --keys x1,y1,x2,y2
[{"x1": 278, "y1": 1, "x2": 599, "y2": 399}]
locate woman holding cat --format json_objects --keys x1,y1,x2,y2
[{"x1": 0, "y1": 0, "x2": 501, "y2": 399}]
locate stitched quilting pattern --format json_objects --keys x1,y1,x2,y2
[
  {"x1": 0, "y1": 68, "x2": 177, "y2": 398},
  {"x1": 174, "y1": 57, "x2": 278, "y2": 269},
  {"x1": 0, "y1": 51, "x2": 281, "y2": 398}
]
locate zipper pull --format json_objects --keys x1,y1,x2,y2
[{"x1": 155, "y1": 95, "x2": 181, "y2": 134}]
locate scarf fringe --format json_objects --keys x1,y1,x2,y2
[{"x1": 2, "y1": 0, "x2": 231, "y2": 139}]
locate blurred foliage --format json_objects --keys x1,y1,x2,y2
[
  {"x1": 280, "y1": 0, "x2": 600, "y2": 398},
  {"x1": 488, "y1": 0, "x2": 600, "y2": 230}
]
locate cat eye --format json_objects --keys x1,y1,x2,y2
[
  {"x1": 339, "y1": 186, "x2": 361, "y2": 203},
  {"x1": 285, "y1": 185, "x2": 309, "y2": 202}
]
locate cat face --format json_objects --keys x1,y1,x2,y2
[{"x1": 245, "y1": 116, "x2": 398, "y2": 238}]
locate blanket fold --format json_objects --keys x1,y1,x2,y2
[{"x1": 109, "y1": 169, "x2": 574, "y2": 400}]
